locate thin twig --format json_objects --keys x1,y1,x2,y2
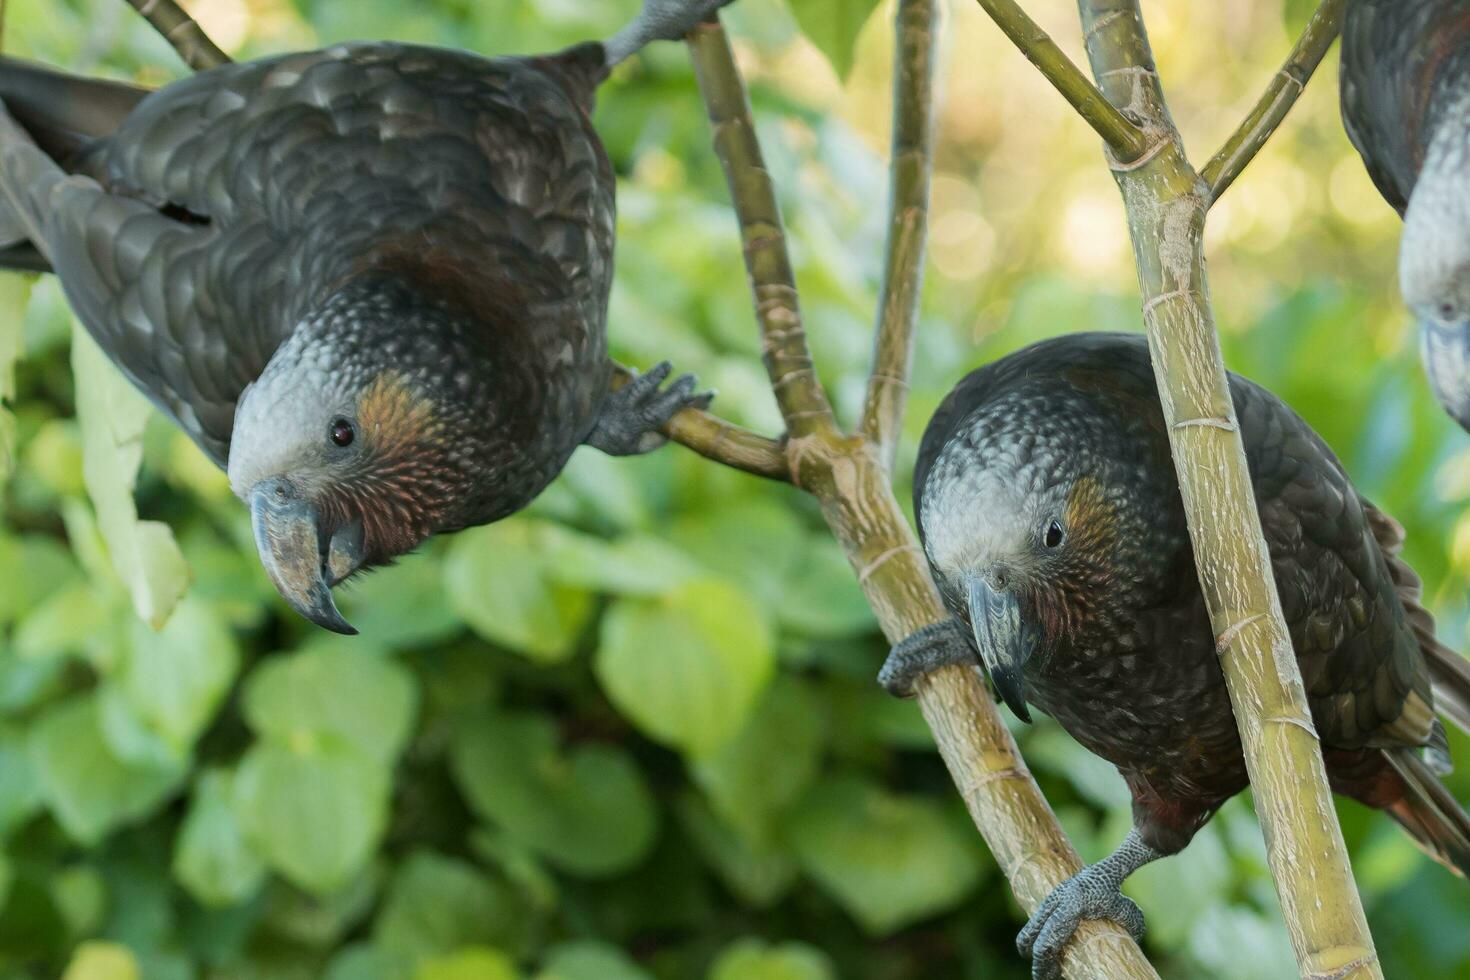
[
  {"x1": 973, "y1": 0, "x2": 1148, "y2": 161},
  {"x1": 1201, "y1": 0, "x2": 1346, "y2": 204},
  {"x1": 686, "y1": 21, "x2": 838, "y2": 440},
  {"x1": 610, "y1": 363, "x2": 789, "y2": 481},
  {"x1": 1076, "y1": 2, "x2": 1381, "y2": 977},
  {"x1": 861, "y1": 0, "x2": 939, "y2": 469},
  {"x1": 124, "y1": 0, "x2": 230, "y2": 70}
]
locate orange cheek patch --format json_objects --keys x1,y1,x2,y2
[
  {"x1": 356, "y1": 372, "x2": 443, "y2": 457},
  {"x1": 1063, "y1": 475, "x2": 1118, "y2": 555}
]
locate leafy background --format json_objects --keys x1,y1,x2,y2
[{"x1": 1, "y1": 0, "x2": 1468, "y2": 977}]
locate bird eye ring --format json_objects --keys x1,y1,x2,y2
[
  {"x1": 329, "y1": 417, "x2": 356, "y2": 448},
  {"x1": 1043, "y1": 519, "x2": 1064, "y2": 549}
]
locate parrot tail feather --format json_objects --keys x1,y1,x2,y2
[
  {"x1": 0, "y1": 58, "x2": 147, "y2": 166},
  {"x1": 1383, "y1": 747, "x2": 1470, "y2": 878},
  {"x1": 1364, "y1": 500, "x2": 1470, "y2": 737}
]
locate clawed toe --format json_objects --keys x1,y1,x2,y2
[
  {"x1": 1017, "y1": 869, "x2": 1145, "y2": 980},
  {"x1": 588, "y1": 362, "x2": 712, "y2": 457},
  {"x1": 878, "y1": 618, "x2": 977, "y2": 697}
]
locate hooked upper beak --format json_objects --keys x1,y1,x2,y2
[
  {"x1": 249, "y1": 479, "x2": 365, "y2": 635},
  {"x1": 966, "y1": 575, "x2": 1036, "y2": 723},
  {"x1": 1421, "y1": 319, "x2": 1470, "y2": 433}
]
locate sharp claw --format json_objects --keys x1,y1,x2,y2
[{"x1": 645, "y1": 360, "x2": 673, "y2": 384}]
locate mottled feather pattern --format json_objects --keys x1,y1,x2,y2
[{"x1": 916, "y1": 333, "x2": 1450, "y2": 855}]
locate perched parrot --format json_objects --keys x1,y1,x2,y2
[
  {"x1": 0, "y1": 0, "x2": 734, "y2": 632},
  {"x1": 882, "y1": 332, "x2": 1470, "y2": 979},
  {"x1": 1341, "y1": 0, "x2": 1470, "y2": 430}
]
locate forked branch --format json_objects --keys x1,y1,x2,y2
[
  {"x1": 861, "y1": 0, "x2": 939, "y2": 468},
  {"x1": 972, "y1": 0, "x2": 1148, "y2": 161},
  {"x1": 1201, "y1": 0, "x2": 1346, "y2": 203}
]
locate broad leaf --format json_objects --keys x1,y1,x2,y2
[
  {"x1": 0, "y1": 273, "x2": 29, "y2": 488},
  {"x1": 788, "y1": 775, "x2": 986, "y2": 934},
  {"x1": 61, "y1": 942, "x2": 141, "y2": 980},
  {"x1": 414, "y1": 948, "x2": 519, "y2": 980},
  {"x1": 28, "y1": 693, "x2": 184, "y2": 845},
  {"x1": 233, "y1": 740, "x2": 388, "y2": 895},
  {"x1": 444, "y1": 519, "x2": 593, "y2": 662},
  {"x1": 536, "y1": 941, "x2": 652, "y2": 980},
  {"x1": 375, "y1": 851, "x2": 530, "y2": 963},
  {"x1": 691, "y1": 675, "x2": 823, "y2": 844},
  {"x1": 707, "y1": 938, "x2": 835, "y2": 980},
  {"x1": 677, "y1": 794, "x2": 798, "y2": 908},
  {"x1": 71, "y1": 324, "x2": 189, "y2": 628},
  {"x1": 173, "y1": 769, "x2": 266, "y2": 907},
  {"x1": 786, "y1": 0, "x2": 882, "y2": 80},
  {"x1": 597, "y1": 579, "x2": 775, "y2": 757},
  {"x1": 450, "y1": 711, "x2": 657, "y2": 878},
  {"x1": 242, "y1": 641, "x2": 418, "y2": 765}
]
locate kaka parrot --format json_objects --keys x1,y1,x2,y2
[
  {"x1": 881, "y1": 332, "x2": 1470, "y2": 979},
  {"x1": 1341, "y1": 0, "x2": 1470, "y2": 430},
  {"x1": 0, "y1": 0, "x2": 735, "y2": 633}
]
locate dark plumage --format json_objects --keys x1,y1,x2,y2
[
  {"x1": 1341, "y1": 0, "x2": 1470, "y2": 430},
  {"x1": 883, "y1": 332, "x2": 1470, "y2": 979},
  {"x1": 0, "y1": 0, "x2": 732, "y2": 631}
]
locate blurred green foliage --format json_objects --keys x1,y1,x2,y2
[{"x1": 0, "y1": 0, "x2": 1468, "y2": 978}]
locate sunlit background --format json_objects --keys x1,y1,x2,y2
[{"x1": 0, "y1": 0, "x2": 1466, "y2": 978}]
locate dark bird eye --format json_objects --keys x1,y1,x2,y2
[
  {"x1": 1044, "y1": 520, "x2": 1064, "y2": 549},
  {"x1": 330, "y1": 417, "x2": 355, "y2": 448},
  {"x1": 1441, "y1": 301, "x2": 1458, "y2": 321}
]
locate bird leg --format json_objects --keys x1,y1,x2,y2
[
  {"x1": 878, "y1": 618, "x2": 979, "y2": 697},
  {"x1": 603, "y1": 0, "x2": 738, "y2": 65},
  {"x1": 1017, "y1": 828, "x2": 1161, "y2": 980},
  {"x1": 587, "y1": 361, "x2": 713, "y2": 456}
]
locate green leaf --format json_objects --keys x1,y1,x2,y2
[
  {"x1": 0, "y1": 534, "x2": 78, "y2": 627},
  {"x1": 28, "y1": 693, "x2": 184, "y2": 845},
  {"x1": 0, "y1": 727, "x2": 43, "y2": 839},
  {"x1": 691, "y1": 676, "x2": 822, "y2": 844},
  {"x1": 173, "y1": 770, "x2": 266, "y2": 907},
  {"x1": 0, "y1": 273, "x2": 29, "y2": 489},
  {"x1": 71, "y1": 324, "x2": 189, "y2": 628},
  {"x1": 325, "y1": 944, "x2": 415, "y2": 980},
  {"x1": 536, "y1": 941, "x2": 652, "y2": 980},
  {"x1": 677, "y1": 794, "x2": 797, "y2": 908},
  {"x1": 707, "y1": 938, "x2": 835, "y2": 980},
  {"x1": 108, "y1": 599, "x2": 238, "y2": 759},
  {"x1": 774, "y1": 537, "x2": 875, "y2": 638},
  {"x1": 13, "y1": 581, "x2": 114, "y2": 664},
  {"x1": 61, "y1": 941, "x2": 140, "y2": 980},
  {"x1": 786, "y1": 0, "x2": 881, "y2": 79},
  {"x1": 444, "y1": 519, "x2": 593, "y2": 662},
  {"x1": 450, "y1": 711, "x2": 657, "y2": 877},
  {"x1": 242, "y1": 641, "x2": 418, "y2": 765},
  {"x1": 414, "y1": 947, "x2": 519, "y2": 980},
  {"x1": 541, "y1": 527, "x2": 703, "y2": 597},
  {"x1": 597, "y1": 579, "x2": 775, "y2": 757},
  {"x1": 232, "y1": 740, "x2": 388, "y2": 895},
  {"x1": 668, "y1": 499, "x2": 804, "y2": 610},
  {"x1": 787, "y1": 775, "x2": 986, "y2": 935},
  {"x1": 375, "y1": 851, "x2": 529, "y2": 963},
  {"x1": 338, "y1": 549, "x2": 462, "y2": 649}
]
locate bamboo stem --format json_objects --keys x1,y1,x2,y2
[
  {"x1": 1076, "y1": 2, "x2": 1381, "y2": 977},
  {"x1": 124, "y1": 0, "x2": 229, "y2": 70},
  {"x1": 971, "y1": 0, "x2": 1148, "y2": 161},
  {"x1": 861, "y1": 0, "x2": 939, "y2": 469},
  {"x1": 1201, "y1": 0, "x2": 1346, "y2": 204},
  {"x1": 686, "y1": 23, "x2": 838, "y2": 440}
]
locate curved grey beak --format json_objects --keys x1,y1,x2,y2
[
  {"x1": 966, "y1": 576, "x2": 1035, "y2": 723},
  {"x1": 249, "y1": 479, "x2": 362, "y2": 635},
  {"x1": 1421, "y1": 319, "x2": 1470, "y2": 433}
]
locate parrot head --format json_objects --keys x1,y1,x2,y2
[
  {"x1": 227, "y1": 275, "x2": 505, "y2": 633},
  {"x1": 918, "y1": 390, "x2": 1167, "y2": 721},
  {"x1": 1400, "y1": 132, "x2": 1470, "y2": 432}
]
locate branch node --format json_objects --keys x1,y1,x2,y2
[
  {"x1": 858, "y1": 543, "x2": 924, "y2": 583},
  {"x1": 1261, "y1": 714, "x2": 1322, "y2": 742},
  {"x1": 1173, "y1": 416, "x2": 1237, "y2": 432},
  {"x1": 1214, "y1": 613, "x2": 1265, "y2": 655}
]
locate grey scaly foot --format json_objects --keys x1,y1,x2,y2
[
  {"x1": 604, "y1": 0, "x2": 739, "y2": 64},
  {"x1": 587, "y1": 361, "x2": 712, "y2": 456},
  {"x1": 1017, "y1": 829, "x2": 1161, "y2": 980},
  {"x1": 878, "y1": 618, "x2": 979, "y2": 697}
]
